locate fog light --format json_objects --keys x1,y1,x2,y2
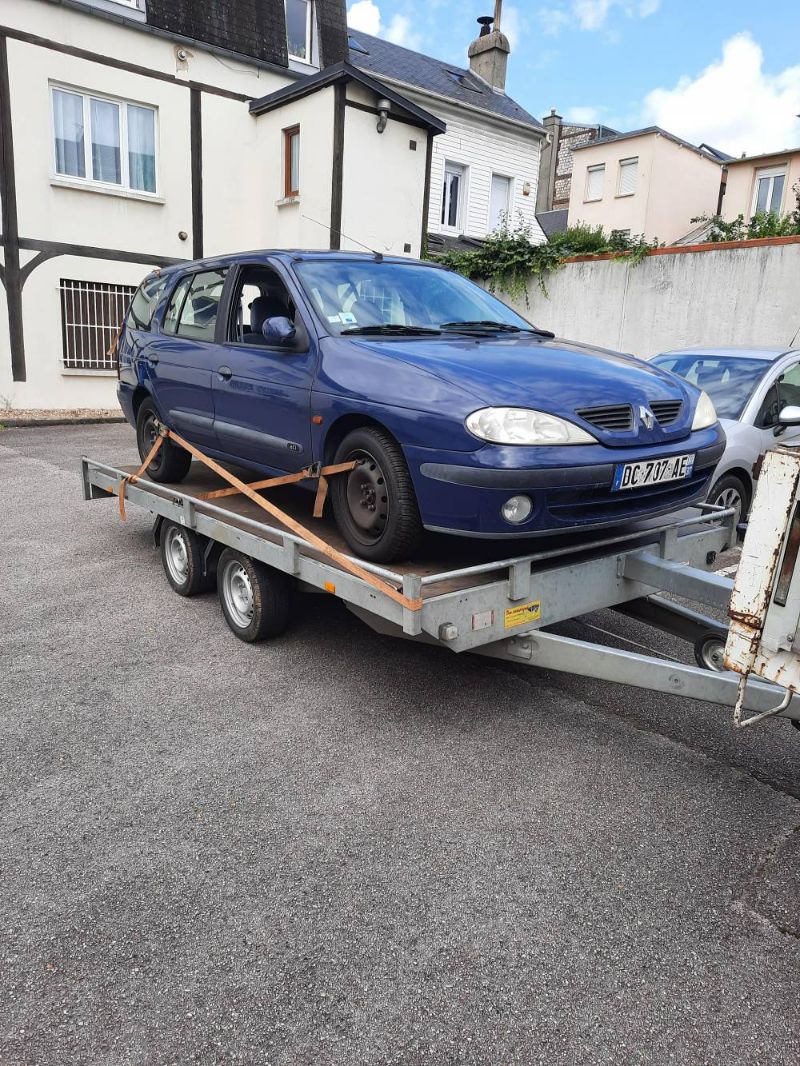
[{"x1": 501, "y1": 495, "x2": 533, "y2": 524}]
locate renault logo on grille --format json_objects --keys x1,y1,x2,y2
[{"x1": 639, "y1": 406, "x2": 655, "y2": 430}]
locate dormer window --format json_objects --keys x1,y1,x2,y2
[{"x1": 286, "y1": 0, "x2": 312, "y2": 62}]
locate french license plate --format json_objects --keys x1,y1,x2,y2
[{"x1": 612, "y1": 453, "x2": 695, "y2": 492}]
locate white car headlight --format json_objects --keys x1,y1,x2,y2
[
  {"x1": 466, "y1": 407, "x2": 597, "y2": 446},
  {"x1": 691, "y1": 390, "x2": 718, "y2": 431}
]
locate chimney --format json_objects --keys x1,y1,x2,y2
[{"x1": 468, "y1": 0, "x2": 511, "y2": 93}]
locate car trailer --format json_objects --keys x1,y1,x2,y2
[{"x1": 80, "y1": 437, "x2": 800, "y2": 733}]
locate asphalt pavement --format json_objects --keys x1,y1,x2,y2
[{"x1": 1, "y1": 423, "x2": 798, "y2": 1065}]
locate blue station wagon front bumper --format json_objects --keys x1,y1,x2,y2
[{"x1": 406, "y1": 426, "x2": 726, "y2": 537}]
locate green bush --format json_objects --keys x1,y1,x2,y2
[
  {"x1": 429, "y1": 217, "x2": 659, "y2": 302},
  {"x1": 692, "y1": 183, "x2": 800, "y2": 242}
]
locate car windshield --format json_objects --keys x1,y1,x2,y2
[
  {"x1": 651, "y1": 354, "x2": 769, "y2": 419},
  {"x1": 293, "y1": 259, "x2": 539, "y2": 337}
]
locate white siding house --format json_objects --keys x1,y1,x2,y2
[
  {"x1": 348, "y1": 14, "x2": 546, "y2": 249},
  {"x1": 0, "y1": 0, "x2": 443, "y2": 411}
]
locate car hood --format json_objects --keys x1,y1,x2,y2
[
  {"x1": 357, "y1": 334, "x2": 692, "y2": 406},
  {"x1": 348, "y1": 333, "x2": 699, "y2": 445}
]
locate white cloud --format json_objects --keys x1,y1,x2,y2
[
  {"x1": 566, "y1": 105, "x2": 601, "y2": 123},
  {"x1": 347, "y1": 2, "x2": 420, "y2": 49},
  {"x1": 347, "y1": 0, "x2": 381, "y2": 35},
  {"x1": 539, "y1": 0, "x2": 660, "y2": 33},
  {"x1": 501, "y1": 5, "x2": 524, "y2": 50},
  {"x1": 642, "y1": 33, "x2": 800, "y2": 155}
]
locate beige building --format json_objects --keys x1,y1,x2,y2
[
  {"x1": 567, "y1": 127, "x2": 725, "y2": 244},
  {"x1": 721, "y1": 148, "x2": 800, "y2": 221}
]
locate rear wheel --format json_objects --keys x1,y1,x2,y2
[
  {"x1": 136, "y1": 398, "x2": 192, "y2": 483},
  {"x1": 159, "y1": 521, "x2": 214, "y2": 597},
  {"x1": 217, "y1": 549, "x2": 291, "y2": 642},
  {"x1": 330, "y1": 426, "x2": 423, "y2": 563}
]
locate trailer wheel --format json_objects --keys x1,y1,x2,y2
[
  {"x1": 217, "y1": 549, "x2": 290, "y2": 642},
  {"x1": 159, "y1": 521, "x2": 213, "y2": 597},
  {"x1": 694, "y1": 633, "x2": 726, "y2": 672}
]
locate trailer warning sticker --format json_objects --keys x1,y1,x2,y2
[{"x1": 504, "y1": 600, "x2": 541, "y2": 629}]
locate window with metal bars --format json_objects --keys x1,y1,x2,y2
[{"x1": 59, "y1": 279, "x2": 137, "y2": 371}]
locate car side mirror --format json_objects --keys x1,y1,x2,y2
[
  {"x1": 262, "y1": 316, "x2": 296, "y2": 345},
  {"x1": 775, "y1": 405, "x2": 800, "y2": 436}
]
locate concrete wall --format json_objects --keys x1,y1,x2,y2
[
  {"x1": 723, "y1": 152, "x2": 800, "y2": 220},
  {"x1": 496, "y1": 239, "x2": 800, "y2": 359},
  {"x1": 568, "y1": 132, "x2": 722, "y2": 243}
]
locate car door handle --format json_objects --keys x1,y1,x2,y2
[
  {"x1": 145, "y1": 354, "x2": 159, "y2": 365},
  {"x1": 217, "y1": 365, "x2": 232, "y2": 380}
]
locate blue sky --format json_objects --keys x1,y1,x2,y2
[{"x1": 347, "y1": 1, "x2": 800, "y2": 154}]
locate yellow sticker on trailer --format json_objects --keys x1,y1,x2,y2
[{"x1": 504, "y1": 600, "x2": 541, "y2": 629}]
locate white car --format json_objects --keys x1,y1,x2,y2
[{"x1": 650, "y1": 346, "x2": 800, "y2": 525}]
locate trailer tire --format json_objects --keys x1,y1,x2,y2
[
  {"x1": 331, "y1": 426, "x2": 423, "y2": 563},
  {"x1": 136, "y1": 398, "x2": 192, "y2": 483},
  {"x1": 159, "y1": 521, "x2": 214, "y2": 597},
  {"x1": 694, "y1": 633, "x2": 726, "y2": 672},
  {"x1": 217, "y1": 549, "x2": 290, "y2": 642}
]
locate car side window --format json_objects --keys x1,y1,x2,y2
[
  {"x1": 126, "y1": 273, "x2": 167, "y2": 331},
  {"x1": 755, "y1": 363, "x2": 800, "y2": 427},
  {"x1": 227, "y1": 265, "x2": 306, "y2": 348},
  {"x1": 162, "y1": 276, "x2": 192, "y2": 335},
  {"x1": 173, "y1": 270, "x2": 227, "y2": 342}
]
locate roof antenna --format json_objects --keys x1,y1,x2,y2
[{"x1": 300, "y1": 212, "x2": 387, "y2": 260}]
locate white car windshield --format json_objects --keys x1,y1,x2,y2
[
  {"x1": 293, "y1": 259, "x2": 545, "y2": 337},
  {"x1": 652, "y1": 355, "x2": 768, "y2": 419}
]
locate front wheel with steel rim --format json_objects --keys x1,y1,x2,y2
[
  {"x1": 217, "y1": 548, "x2": 291, "y2": 642},
  {"x1": 159, "y1": 521, "x2": 213, "y2": 597},
  {"x1": 331, "y1": 426, "x2": 423, "y2": 563}
]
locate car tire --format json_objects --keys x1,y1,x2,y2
[
  {"x1": 136, "y1": 398, "x2": 192, "y2": 483},
  {"x1": 217, "y1": 549, "x2": 291, "y2": 642},
  {"x1": 331, "y1": 426, "x2": 423, "y2": 563},
  {"x1": 159, "y1": 521, "x2": 214, "y2": 597},
  {"x1": 707, "y1": 473, "x2": 749, "y2": 529}
]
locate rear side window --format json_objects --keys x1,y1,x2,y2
[
  {"x1": 125, "y1": 273, "x2": 167, "y2": 331},
  {"x1": 162, "y1": 269, "x2": 227, "y2": 341}
]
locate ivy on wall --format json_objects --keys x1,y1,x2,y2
[{"x1": 429, "y1": 219, "x2": 660, "y2": 302}]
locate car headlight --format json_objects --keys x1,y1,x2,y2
[
  {"x1": 691, "y1": 390, "x2": 718, "y2": 431},
  {"x1": 466, "y1": 407, "x2": 597, "y2": 446}
]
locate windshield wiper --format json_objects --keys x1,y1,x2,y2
[
  {"x1": 341, "y1": 324, "x2": 442, "y2": 336},
  {"x1": 440, "y1": 320, "x2": 555, "y2": 338}
]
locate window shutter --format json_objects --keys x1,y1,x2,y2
[
  {"x1": 618, "y1": 158, "x2": 638, "y2": 196},
  {"x1": 586, "y1": 166, "x2": 604, "y2": 200}
]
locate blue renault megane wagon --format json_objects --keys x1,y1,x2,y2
[{"x1": 117, "y1": 250, "x2": 724, "y2": 562}]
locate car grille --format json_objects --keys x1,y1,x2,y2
[
  {"x1": 546, "y1": 468, "x2": 712, "y2": 524},
  {"x1": 575, "y1": 404, "x2": 633, "y2": 431},
  {"x1": 650, "y1": 399, "x2": 683, "y2": 426}
]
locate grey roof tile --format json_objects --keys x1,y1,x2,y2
[{"x1": 348, "y1": 31, "x2": 543, "y2": 132}]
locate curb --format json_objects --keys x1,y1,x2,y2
[{"x1": 0, "y1": 416, "x2": 127, "y2": 429}]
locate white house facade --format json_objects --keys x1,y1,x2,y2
[
  {"x1": 348, "y1": 6, "x2": 546, "y2": 250},
  {"x1": 0, "y1": 0, "x2": 442, "y2": 410}
]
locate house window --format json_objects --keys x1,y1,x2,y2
[
  {"x1": 489, "y1": 174, "x2": 512, "y2": 231},
  {"x1": 617, "y1": 157, "x2": 638, "y2": 197},
  {"x1": 441, "y1": 162, "x2": 466, "y2": 230},
  {"x1": 284, "y1": 126, "x2": 300, "y2": 197},
  {"x1": 286, "y1": 0, "x2": 312, "y2": 61},
  {"x1": 51, "y1": 85, "x2": 157, "y2": 194},
  {"x1": 753, "y1": 166, "x2": 787, "y2": 214},
  {"x1": 59, "y1": 279, "x2": 137, "y2": 371},
  {"x1": 585, "y1": 164, "x2": 605, "y2": 201}
]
